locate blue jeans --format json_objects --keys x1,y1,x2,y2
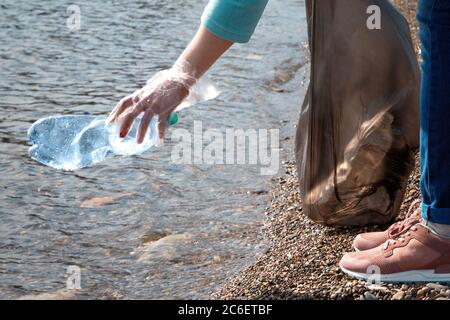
[{"x1": 418, "y1": 0, "x2": 450, "y2": 225}]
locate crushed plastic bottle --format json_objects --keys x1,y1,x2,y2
[{"x1": 28, "y1": 75, "x2": 219, "y2": 170}]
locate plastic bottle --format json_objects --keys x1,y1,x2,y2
[{"x1": 28, "y1": 113, "x2": 178, "y2": 171}]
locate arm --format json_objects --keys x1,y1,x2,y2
[
  {"x1": 107, "y1": 26, "x2": 232, "y2": 143},
  {"x1": 177, "y1": 25, "x2": 233, "y2": 80}
]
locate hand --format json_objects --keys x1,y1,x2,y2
[{"x1": 107, "y1": 78, "x2": 189, "y2": 143}]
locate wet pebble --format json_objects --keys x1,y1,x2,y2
[
  {"x1": 364, "y1": 291, "x2": 377, "y2": 300},
  {"x1": 426, "y1": 283, "x2": 448, "y2": 291},
  {"x1": 392, "y1": 290, "x2": 405, "y2": 300}
]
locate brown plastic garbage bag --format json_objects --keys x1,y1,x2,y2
[{"x1": 295, "y1": 0, "x2": 420, "y2": 226}]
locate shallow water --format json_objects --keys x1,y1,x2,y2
[{"x1": 0, "y1": 0, "x2": 307, "y2": 299}]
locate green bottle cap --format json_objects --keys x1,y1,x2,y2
[{"x1": 169, "y1": 112, "x2": 178, "y2": 126}]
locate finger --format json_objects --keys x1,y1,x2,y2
[
  {"x1": 107, "y1": 96, "x2": 134, "y2": 123},
  {"x1": 106, "y1": 97, "x2": 130, "y2": 123},
  {"x1": 137, "y1": 109, "x2": 154, "y2": 144},
  {"x1": 119, "y1": 103, "x2": 145, "y2": 138},
  {"x1": 157, "y1": 118, "x2": 167, "y2": 140}
]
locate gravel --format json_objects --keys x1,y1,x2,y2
[{"x1": 215, "y1": 0, "x2": 450, "y2": 300}]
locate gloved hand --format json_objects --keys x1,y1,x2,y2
[{"x1": 107, "y1": 59, "x2": 197, "y2": 144}]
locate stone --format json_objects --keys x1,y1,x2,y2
[
  {"x1": 81, "y1": 196, "x2": 114, "y2": 208},
  {"x1": 132, "y1": 233, "x2": 193, "y2": 262},
  {"x1": 18, "y1": 289, "x2": 78, "y2": 300},
  {"x1": 426, "y1": 283, "x2": 448, "y2": 291},
  {"x1": 364, "y1": 291, "x2": 377, "y2": 300},
  {"x1": 392, "y1": 290, "x2": 405, "y2": 300},
  {"x1": 417, "y1": 287, "x2": 430, "y2": 298}
]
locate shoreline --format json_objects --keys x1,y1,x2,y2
[{"x1": 216, "y1": 0, "x2": 450, "y2": 300}]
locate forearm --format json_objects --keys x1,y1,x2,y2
[{"x1": 176, "y1": 25, "x2": 233, "y2": 80}]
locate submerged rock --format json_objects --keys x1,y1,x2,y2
[
  {"x1": 18, "y1": 289, "x2": 79, "y2": 300},
  {"x1": 132, "y1": 233, "x2": 193, "y2": 262}
]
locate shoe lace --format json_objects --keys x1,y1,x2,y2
[
  {"x1": 387, "y1": 199, "x2": 421, "y2": 239},
  {"x1": 383, "y1": 225, "x2": 419, "y2": 250}
]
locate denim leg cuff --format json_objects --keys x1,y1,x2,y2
[{"x1": 422, "y1": 202, "x2": 450, "y2": 225}]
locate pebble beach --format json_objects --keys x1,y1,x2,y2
[{"x1": 216, "y1": 0, "x2": 450, "y2": 301}]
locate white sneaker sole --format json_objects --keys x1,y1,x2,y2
[{"x1": 340, "y1": 266, "x2": 450, "y2": 283}]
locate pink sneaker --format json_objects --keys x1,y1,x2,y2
[
  {"x1": 340, "y1": 224, "x2": 450, "y2": 282},
  {"x1": 353, "y1": 200, "x2": 422, "y2": 251}
]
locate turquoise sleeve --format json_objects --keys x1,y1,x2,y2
[{"x1": 201, "y1": 0, "x2": 269, "y2": 43}]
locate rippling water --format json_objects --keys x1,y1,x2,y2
[{"x1": 0, "y1": 0, "x2": 307, "y2": 299}]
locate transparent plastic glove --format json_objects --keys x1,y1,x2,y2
[{"x1": 107, "y1": 59, "x2": 197, "y2": 144}]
